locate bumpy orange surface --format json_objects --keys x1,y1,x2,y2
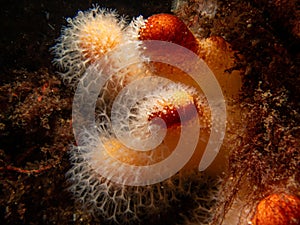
[
  {"x1": 139, "y1": 13, "x2": 199, "y2": 54},
  {"x1": 251, "y1": 193, "x2": 300, "y2": 225}
]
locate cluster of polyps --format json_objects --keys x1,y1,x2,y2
[{"x1": 52, "y1": 6, "x2": 243, "y2": 224}]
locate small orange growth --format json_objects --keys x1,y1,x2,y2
[
  {"x1": 139, "y1": 13, "x2": 200, "y2": 54},
  {"x1": 41, "y1": 82, "x2": 49, "y2": 93},
  {"x1": 37, "y1": 96, "x2": 43, "y2": 102},
  {"x1": 251, "y1": 193, "x2": 300, "y2": 225}
]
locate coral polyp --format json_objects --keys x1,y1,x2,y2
[{"x1": 51, "y1": 7, "x2": 127, "y2": 85}]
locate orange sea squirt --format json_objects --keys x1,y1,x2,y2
[
  {"x1": 251, "y1": 193, "x2": 300, "y2": 225},
  {"x1": 139, "y1": 13, "x2": 200, "y2": 54}
]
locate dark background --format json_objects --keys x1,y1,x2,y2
[{"x1": 0, "y1": 0, "x2": 173, "y2": 74}]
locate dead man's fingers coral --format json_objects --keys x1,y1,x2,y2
[{"x1": 53, "y1": 6, "x2": 243, "y2": 224}]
